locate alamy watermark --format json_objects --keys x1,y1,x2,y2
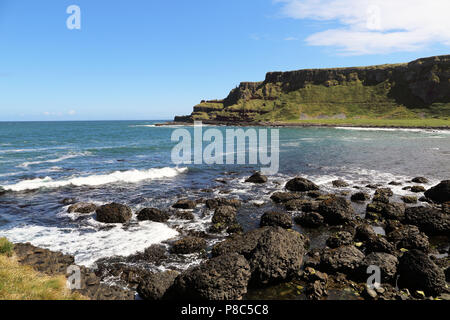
[
  {"x1": 366, "y1": 265, "x2": 381, "y2": 290},
  {"x1": 171, "y1": 122, "x2": 279, "y2": 175},
  {"x1": 66, "y1": 5, "x2": 81, "y2": 30}
]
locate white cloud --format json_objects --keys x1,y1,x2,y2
[
  {"x1": 276, "y1": 0, "x2": 450, "y2": 55},
  {"x1": 68, "y1": 110, "x2": 76, "y2": 116}
]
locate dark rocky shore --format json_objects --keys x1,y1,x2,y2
[{"x1": 10, "y1": 177, "x2": 450, "y2": 300}]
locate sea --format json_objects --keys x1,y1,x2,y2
[{"x1": 0, "y1": 121, "x2": 449, "y2": 272}]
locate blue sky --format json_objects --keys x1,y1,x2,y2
[{"x1": 1, "y1": 0, "x2": 449, "y2": 121}]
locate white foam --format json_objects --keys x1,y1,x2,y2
[
  {"x1": 18, "y1": 152, "x2": 89, "y2": 168},
  {"x1": 0, "y1": 223, "x2": 179, "y2": 266},
  {"x1": 1, "y1": 167, "x2": 188, "y2": 192},
  {"x1": 334, "y1": 127, "x2": 450, "y2": 134}
]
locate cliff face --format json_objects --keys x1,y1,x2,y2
[{"x1": 175, "y1": 55, "x2": 450, "y2": 123}]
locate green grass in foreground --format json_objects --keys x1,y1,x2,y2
[
  {"x1": 0, "y1": 238, "x2": 14, "y2": 257},
  {"x1": 0, "y1": 237, "x2": 87, "y2": 300}
]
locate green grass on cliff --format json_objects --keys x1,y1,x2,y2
[{"x1": 192, "y1": 81, "x2": 450, "y2": 127}]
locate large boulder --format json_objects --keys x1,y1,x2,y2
[
  {"x1": 137, "y1": 271, "x2": 178, "y2": 300},
  {"x1": 380, "y1": 202, "x2": 406, "y2": 220},
  {"x1": 170, "y1": 237, "x2": 206, "y2": 254},
  {"x1": 332, "y1": 179, "x2": 350, "y2": 188},
  {"x1": 96, "y1": 203, "x2": 132, "y2": 223},
  {"x1": 210, "y1": 205, "x2": 237, "y2": 233},
  {"x1": 424, "y1": 180, "x2": 450, "y2": 203},
  {"x1": 284, "y1": 199, "x2": 319, "y2": 212},
  {"x1": 355, "y1": 224, "x2": 395, "y2": 254},
  {"x1": 326, "y1": 231, "x2": 354, "y2": 249},
  {"x1": 403, "y1": 206, "x2": 450, "y2": 236},
  {"x1": 137, "y1": 208, "x2": 170, "y2": 222},
  {"x1": 412, "y1": 177, "x2": 429, "y2": 184},
  {"x1": 172, "y1": 199, "x2": 196, "y2": 210},
  {"x1": 398, "y1": 250, "x2": 446, "y2": 296},
  {"x1": 270, "y1": 192, "x2": 304, "y2": 204},
  {"x1": 68, "y1": 202, "x2": 97, "y2": 214},
  {"x1": 170, "y1": 253, "x2": 251, "y2": 300},
  {"x1": 387, "y1": 225, "x2": 430, "y2": 252},
  {"x1": 260, "y1": 211, "x2": 292, "y2": 229},
  {"x1": 205, "y1": 198, "x2": 241, "y2": 210},
  {"x1": 358, "y1": 252, "x2": 398, "y2": 283},
  {"x1": 294, "y1": 212, "x2": 324, "y2": 228},
  {"x1": 318, "y1": 197, "x2": 355, "y2": 225},
  {"x1": 212, "y1": 227, "x2": 308, "y2": 285},
  {"x1": 212, "y1": 205, "x2": 236, "y2": 225},
  {"x1": 320, "y1": 245, "x2": 365, "y2": 275},
  {"x1": 285, "y1": 177, "x2": 319, "y2": 192},
  {"x1": 245, "y1": 172, "x2": 268, "y2": 184},
  {"x1": 351, "y1": 192, "x2": 370, "y2": 202}
]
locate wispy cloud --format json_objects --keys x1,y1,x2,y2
[{"x1": 276, "y1": 0, "x2": 450, "y2": 55}]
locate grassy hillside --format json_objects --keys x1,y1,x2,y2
[
  {"x1": 176, "y1": 55, "x2": 450, "y2": 127},
  {"x1": 0, "y1": 238, "x2": 86, "y2": 300}
]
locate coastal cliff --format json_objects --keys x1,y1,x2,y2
[{"x1": 174, "y1": 55, "x2": 450, "y2": 125}]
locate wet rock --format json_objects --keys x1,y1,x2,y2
[
  {"x1": 212, "y1": 227, "x2": 308, "y2": 285},
  {"x1": 332, "y1": 180, "x2": 349, "y2": 188},
  {"x1": 410, "y1": 186, "x2": 426, "y2": 193},
  {"x1": 398, "y1": 250, "x2": 446, "y2": 296},
  {"x1": 326, "y1": 231, "x2": 354, "y2": 249},
  {"x1": 174, "y1": 210, "x2": 195, "y2": 220},
  {"x1": 372, "y1": 188, "x2": 392, "y2": 204},
  {"x1": 380, "y1": 202, "x2": 405, "y2": 220},
  {"x1": 127, "y1": 245, "x2": 167, "y2": 264},
  {"x1": 210, "y1": 205, "x2": 237, "y2": 232},
  {"x1": 389, "y1": 181, "x2": 402, "y2": 186},
  {"x1": 443, "y1": 202, "x2": 450, "y2": 214},
  {"x1": 285, "y1": 177, "x2": 319, "y2": 192},
  {"x1": 212, "y1": 206, "x2": 237, "y2": 225},
  {"x1": 170, "y1": 253, "x2": 251, "y2": 300},
  {"x1": 318, "y1": 197, "x2": 355, "y2": 225},
  {"x1": 137, "y1": 208, "x2": 170, "y2": 222},
  {"x1": 14, "y1": 243, "x2": 133, "y2": 300},
  {"x1": 96, "y1": 203, "x2": 132, "y2": 224},
  {"x1": 294, "y1": 212, "x2": 324, "y2": 228},
  {"x1": 418, "y1": 196, "x2": 430, "y2": 203},
  {"x1": 61, "y1": 198, "x2": 77, "y2": 205},
  {"x1": 137, "y1": 271, "x2": 179, "y2": 300},
  {"x1": 355, "y1": 224, "x2": 377, "y2": 242},
  {"x1": 170, "y1": 237, "x2": 206, "y2": 254},
  {"x1": 359, "y1": 252, "x2": 398, "y2": 283},
  {"x1": 260, "y1": 211, "x2": 292, "y2": 229},
  {"x1": 284, "y1": 199, "x2": 319, "y2": 212},
  {"x1": 270, "y1": 192, "x2": 304, "y2": 203},
  {"x1": 366, "y1": 202, "x2": 387, "y2": 219},
  {"x1": 205, "y1": 198, "x2": 241, "y2": 209},
  {"x1": 172, "y1": 199, "x2": 197, "y2": 210},
  {"x1": 306, "y1": 190, "x2": 321, "y2": 198},
  {"x1": 412, "y1": 177, "x2": 429, "y2": 184},
  {"x1": 68, "y1": 202, "x2": 97, "y2": 214},
  {"x1": 245, "y1": 172, "x2": 268, "y2": 184},
  {"x1": 14, "y1": 243, "x2": 75, "y2": 275},
  {"x1": 351, "y1": 192, "x2": 370, "y2": 202},
  {"x1": 355, "y1": 224, "x2": 395, "y2": 255},
  {"x1": 424, "y1": 180, "x2": 450, "y2": 203},
  {"x1": 387, "y1": 225, "x2": 430, "y2": 252},
  {"x1": 403, "y1": 206, "x2": 450, "y2": 236},
  {"x1": 320, "y1": 245, "x2": 365, "y2": 275},
  {"x1": 364, "y1": 236, "x2": 396, "y2": 255},
  {"x1": 401, "y1": 195, "x2": 418, "y2": 204},
  {"x1": 227, "y1": 223, "x2": 244, "y2": 234}
]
